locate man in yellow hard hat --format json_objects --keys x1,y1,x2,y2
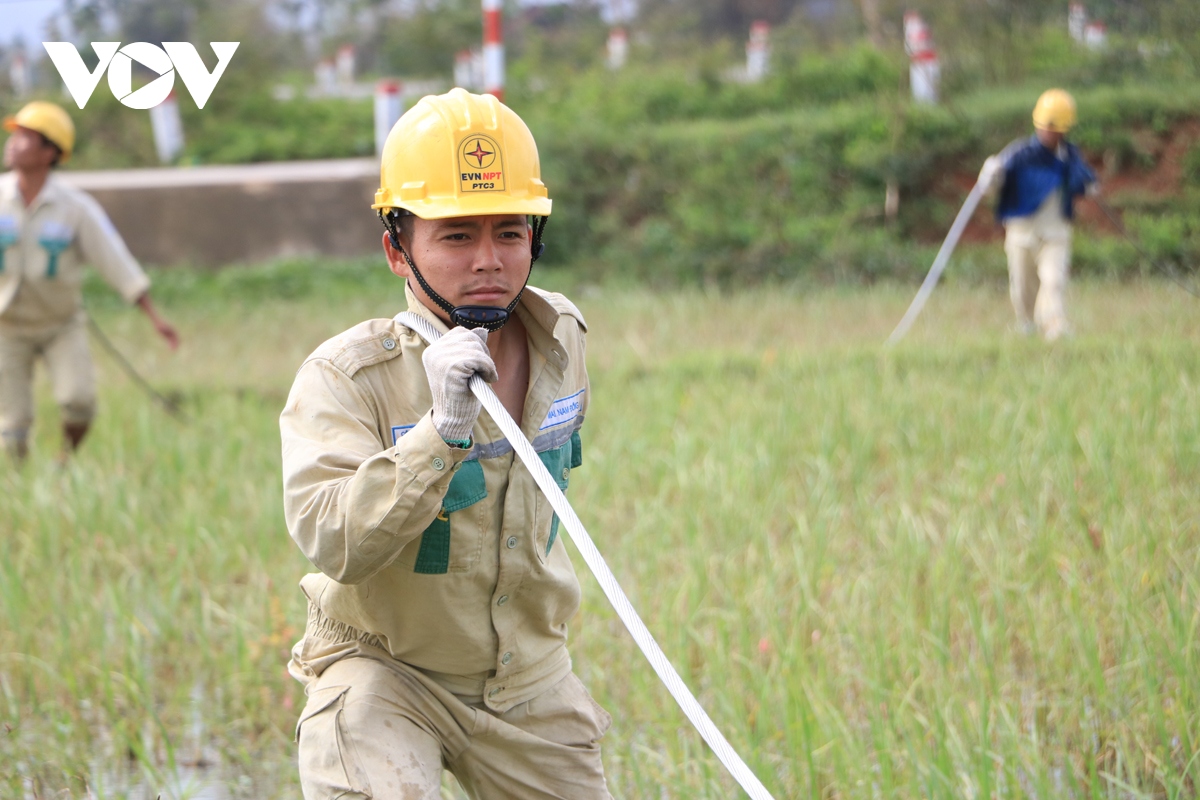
[
  {"x1": 0, "y1": 101, "x2": 178, "y2": 461},
  {"x1": 280, "y1": 88, "x2": 611, "y2": 798},
  {"x1": 978, "y1": 89, "x2": 1098, "y2": 341}
]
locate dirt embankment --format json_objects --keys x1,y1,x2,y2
[{"x1": 925, "y1": 121, "x2": 1200, "y2": 245}]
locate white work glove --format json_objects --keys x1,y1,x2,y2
[
  {"x1": 421, "y1": 326, "x2": 498, "y2": 443},
  {"x1": 978, "y1": 156, "x2": 1003, "y2": 192}
]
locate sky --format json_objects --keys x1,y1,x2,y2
[
  {"x1": 0, "y1": 0, "x2": 636, "y2": 49},
  {"x1": 1, "y1": 0, "x2": 64, "y2": 48}
]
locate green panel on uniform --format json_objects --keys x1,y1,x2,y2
[
  {"x1": 414, "y1": 460, "x2": 487, "y2": 574},
  {"x1": 539, "y1": 436, "x2": 579, "y2": 556},
  {"x1": 414, "y1": 515, "x2": 451, "y2": 574},
  {"x1": 443, "y1": 459, "x2": 486, "y2": 512},
  {"x1": 570, "y1": 431, "x2": 582, "y2": 469},
  {"x1": 539, "y1": 441, "x2": 571, "y2": 490}
]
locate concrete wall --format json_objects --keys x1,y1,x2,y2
[{"x1": 62, "y1": 159, "x2": 383, "y2": 267}]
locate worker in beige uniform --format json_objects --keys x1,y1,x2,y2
[
  {"x1": 978, "y1": 89, "x2": 1098, "y2": 341},
  {"x1": 280, "y1": 88, "x2": 611, "y2": 799},
  {"x1": 0, "y1": 101, "x2": 178, "y2": 460}
]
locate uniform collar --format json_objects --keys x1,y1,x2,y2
[
  {"x1": 0, "y1": 171, "x2": 63, "y2": 211},
  {"x1": 0, "y1": 172, "x2": 19, "y2": 207},
  {"x1": 402, "y1": 280, "x2": 564, "y2": 344},
  {"x1": 1029, "y1": 134, "x2": 1069, "y2": 162},
  {"x1": 30, "y1": 173, "x2": 65, "y2": 210}
]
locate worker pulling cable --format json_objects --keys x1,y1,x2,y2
[
  {"x1": 1, "y1": 101, "x2": 180, "y2": 461},
  {"x1": 280, "y1": 87, "x2": 778, "y2": 799},
  {"x1": 889, "y1": 88, "x2": 1101, "y2": 344}
]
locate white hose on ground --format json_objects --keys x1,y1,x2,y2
[
  {"x1": 397, "y1": 311, "x2": 777, "y2": 800},
  {"x1": 886, "y1": 179, "x2": 987, "y2": 345}
]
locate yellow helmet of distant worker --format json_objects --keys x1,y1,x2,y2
[
  {"x1": 373, "y1": 87, "x2": 551, "y2": 219},
  {"x1": 3, "y1": 101, "x2": 75, "y2": 163},
  {"x1": 1032, "y1": 89, "x2": 1077, "y2": 133}
]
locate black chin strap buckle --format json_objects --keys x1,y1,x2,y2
[{"x1": 451, "y1": 305, "x2": 510, "y2": 331}]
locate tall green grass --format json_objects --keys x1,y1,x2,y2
[{"x1": 2, "y1": 269, "x2": 1199, "y2": 798}]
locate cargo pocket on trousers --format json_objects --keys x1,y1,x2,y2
[{"x1": 295, "y1": 685, "x2": 373, "y2": 798}]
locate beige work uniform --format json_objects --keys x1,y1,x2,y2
[
  {"x1": 0, "y1": 173, "x2": 151, "y2": 442},
  {"x1": 281, "y1": 284, "x2": 611, "y2": 799},
  {"x1": 1004, "y1": 188, "x2": 1072, "y2": 340}
]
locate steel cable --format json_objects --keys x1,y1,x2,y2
[
  {"x1": 886, "y1": 180, "x2": 987, "y2": 345},
  {"x1": 1089, "y1": 196, "x2": 1200, "y2": 299},
  {"x1": 397, "y1": 311, "x2": 777, "y2": 800},
  {"x1": 85, "y1": 313, "x2": 186, "y2": 421}
]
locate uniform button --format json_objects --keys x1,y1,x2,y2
[
  {"x1": 497, "y1": 595, "x2": 509, "y2": 605},
  {"x1": 561, "y1": 467, "x2": 570, "y2": 481},
  {"x1": 506, "y1": 536, "x2": 518, "y2": 549},
  {"x1": 382, "y1": 338, "x2": 396, "y2": 350},
  {"x1": 488, "y1": 688, "x2": 501, "y2": 699},
  {"x1": 432, "y1": 457, "x2": 445, "y2": 471},
  {"x1": 501, "y1": 652, "x2": 512, "y2": 665},
  {"x1": 452, "y1": 462, "x2": 462, "y2": 472}
]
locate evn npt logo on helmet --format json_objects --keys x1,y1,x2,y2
[
  {"x1": 458, "y1": 135, "x2": 505, "y2": 193},
  {"x1": 43, "y1": 42, "x2": 239, "y2": 110}
]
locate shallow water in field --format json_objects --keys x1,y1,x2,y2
[{"x1": 87, "y1": 766, "x2": 235, "y2": 800}]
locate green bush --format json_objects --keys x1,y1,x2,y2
[
  {"x1": 60, "y1": 90, "x2": 374, "y2": 169},
  {"x1": 532, "y1": 80, "x2": 1200, "y2": 283}
]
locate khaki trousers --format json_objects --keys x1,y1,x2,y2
[
  {"x1": 0, "y1": 314, "x2": 96, "y2": 444},
  {"x1": 296, "y1": 650, "x2": 613, "y2": 800},
  {"x1": 1004, "y1": 223, "x2": 1071, "y2": 340}
]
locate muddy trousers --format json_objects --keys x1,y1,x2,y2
[
  {"x1": 1004, "y1": 225, "x2": 1072, "y2": 340},
  {"x1": 296, "y1": 654, "x2": 614, "y2": 800},
  {"x1": 0, "y1": 314, "x2": 96, "y2": 449}
]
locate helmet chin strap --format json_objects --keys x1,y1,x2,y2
[{"x1": 380, "y1": 211, "x2": 546, "y2": 332}]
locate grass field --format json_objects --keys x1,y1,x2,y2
[{"x1": 1, "y1": 270, "x2": 1199, "y2": 799}]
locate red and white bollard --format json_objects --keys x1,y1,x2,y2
[
  {"x1": 904, "y1": 11, "x2": 939, "y2": 105},
  {"x1": 1069, "y1": 3, "x2": 1087, "y2": 42},
  {"x1": 482, "y1": 0, "x2": 504, "y2": 102},
  {"x1": 375, "y1": 80, "x2": 403, "y2": 157},
  {"x1": 315, "y1": 59, "x2": 336, "y2": 96},
  {"x1": 746, "y1": 20, "x2": 770, "y2": 83},
  {"x1": 607, "y1": 27, "x2": 628, "y2": 71},
  {"x1": 149, "y1": 91, "x2": 185, "y2": 164}
]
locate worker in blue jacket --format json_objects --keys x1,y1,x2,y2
[{"x1": 979, "y1": 89, "x2": 1098, "y2": 341}]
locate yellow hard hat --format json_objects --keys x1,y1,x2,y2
[
  {"x1": 373, "y1": 88, "x2": 551, "y2": 219},
  {"x1": 1032, "y1": 89, "x2": 1077, "y2": 133},
  {"x1": 3, "y1": 101, "x2": 75, "y2": 162}
]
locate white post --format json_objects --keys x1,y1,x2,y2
[
  {"x1": 904, "y1": 11, "x2": 939, "y2": 105},
  {"x1": 336, "y1": 45, "x2": 355, "y2": 90},
  {"x1": 455, "y1": 50, "x2": 474, "y2": 88},
  {"x1": 9, "y1": 52, "x2": 29, "y2": 97},
  {"x1": 607, "y1": 27, "x2": 628, "y2": 70},
  {"x1": 746, "y1": 20, "x2": 770, "y2": 82},
  {"x1": 149, "y1": 92, "x2": 185, "y2": 164},
  {"x1": 315, "y1": 59, "x2": 336, "y2": 96},
  {"x1": 1069, "y1": 3, "x2": 1087, "y2": 42},
  {"x1": 375, "y1": 80, "x2": 403, "y2": 157},
  {"x1": 482, "y1": 0, "x2": 505, "y2": 102}
]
